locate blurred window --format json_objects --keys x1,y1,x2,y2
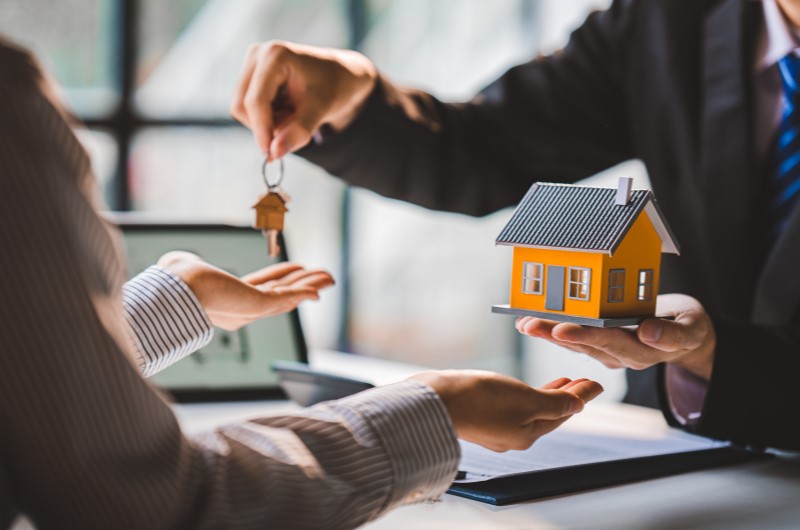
[
  {"x1": 0, "y1": 0, "x2": 350, "y2": 350},
  {"x1": 135, "y1": 0, "x2": 348, "y2": 118},
  {"x1": 3, "y1": 0, "x2": 630, "y2": 389},
  {"x1": 0, "y1": 0, "x2": 117, "y2": 118}
]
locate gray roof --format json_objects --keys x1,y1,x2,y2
[{"x1": 496, "y1": 183, "x2": 680, "y2": 255}]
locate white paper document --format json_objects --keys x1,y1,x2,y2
[{"x1": 455, "y1": 403, "x2": 729, "y2": 483}]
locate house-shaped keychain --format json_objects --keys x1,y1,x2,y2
[
  {"x1": 252, "y1": 188, "x2": 290, "y2": 258},
  {"x1": 492, "y1": 177, "x2": 680, "y2": 327},
  {"x1": 253, "y1": 189, "x2": 289, "y2": 231}
]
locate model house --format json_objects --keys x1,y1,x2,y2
[{"x1": 492, "y1": 177, "x2": 680, "y2": 327}]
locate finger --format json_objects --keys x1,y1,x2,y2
[
  {"x1": 245, "y1": 44, "x2": 290, "y2": 154},
  {"x1": 562, "y1": 379, "x2": 604, "y2": 403},
  {"x1": 230, "y1": 43, "x2": 261, "y2": 127},
  {"x1": 289, "y1": 271, "x2": 335, "y2": 290},
  {"x1": 270, "y1": 267, "x2": 331, "y2": 287},
  {"x1": 521, "y1": 318, "x2": 617, "y2": 363},
  {"x1": 521, "y1": 320, "x2": 627, "y2": 369},
  {"x1": 540, "y1": 377, "x2": 572, "y2": 390},
  {"x1": 529, "y1": 389, "x2": 586, "y2": 420},
  {"x1": 212, "y1": 287, "x2": 319, "y2": 324},
  {"x1": 551, "y1": 323, "x2": 657, "y2": 370},
  {"x1": 271, "y1": 109, "x2": 325, "y2": 159},
  {"x1": 521, "y1": 381, "x2": 604, "y2": 447},
  {"x1": 515, "y1": 316, "x2": 534, "y2": 332},
  {"x1": 558, "y1": 377, "x2": 589, "y2": 391},
  {"x1": 549, "y1": 340, "x2": 627, "y2": 370},
  {"x1": 241, "y1": 262, "x2": 305, "y2": 285},
  {"x1": 519, "y1": 317, "x2": 558, "y2": 337},
  {"x1": 519, "y1": 318, "x2": 584, "y2": 352},
  {"x1": 637, "y1": 315, "x2": 705, "y2": 353},
  {"x1": 272, "y1": 286, "x2": 321, "y2": 304}
]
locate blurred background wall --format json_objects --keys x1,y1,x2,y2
[{"x1": 0, "y1": 0, "x2": 649, "y2": 402}]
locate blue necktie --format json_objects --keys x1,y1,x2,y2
[{"x1": 766, "y1": 53, "x2": 800, "y2": 242}]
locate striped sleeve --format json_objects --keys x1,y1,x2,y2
[
  {"x1": 320, "y1": 380, "x2": 460, "y2": 510},
  {"x1": 0, "y1": 43, "x2": 462, "y2": 530},
  {"x1": 122, "y1": 265, "x2": 214, "y2": 377},
  {"x1": 196, "y1": 380, "x2": 460, "y2": 529}
]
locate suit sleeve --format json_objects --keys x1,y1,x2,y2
[
  {"x1": 660, "y1": 316, "x2": 800, "y2": 451},
  {"x1": 299, "y1": 0, "x2": 637, "y2": 216},
  {"x1": 0, "y1": 47, "x2": 459, "y2": 529}
]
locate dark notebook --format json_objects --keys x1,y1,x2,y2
[
  {"x1": 446, "y1": 404, "x2": 770, "y2": 506},
  {"x1": 448, "y1": 446, "x2": 768, "y2": 505}
]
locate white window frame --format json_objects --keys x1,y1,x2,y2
[
  {"x1": 567, "y1": 267, "x2": 591, "y2": 301},
  {"x1": 637, "y1": 269, "x2": 655, "y2": 301},
  {"x1": 521, "y1": 262, "x2": 543, "y2": 295},
  {"x1": 608, "y1": 269, "x2": 625, "y2": 303}
]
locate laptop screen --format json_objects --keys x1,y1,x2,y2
[{"x1": 117, "y1": 221, "x2": 307, "y2": 401}]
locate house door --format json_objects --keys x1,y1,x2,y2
[{"x1": 545, "y1": 265, "x2": 565, "y2": 311}]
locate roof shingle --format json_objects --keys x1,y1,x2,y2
[{"x1": 496, "y1": 183, "x2": 678, "y2": 254}]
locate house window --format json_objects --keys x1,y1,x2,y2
[
  {"x1": 567, "y1": 267, "x2": 591, "y2": 301},
  {"x1": 608, "y1": 269, "x2": 625, "y2": 303},
  {"x1": 638, "y1": 269, "x2": 655, "y2": 301},
  {"x1": 522, "y1": 262, "x2": 543, "y2": 295}
]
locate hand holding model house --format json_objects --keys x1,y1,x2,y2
[{"x1": 496, "y1": 178, "x2": 715, "y2": 380}]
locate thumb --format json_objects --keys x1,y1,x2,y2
[
  {"x1": 532, "y1": 389, "x2": 587, "y2": 420},
  {"x1": 638, "y1": 316, "x2": 703, "y2": 353},
  {"x1": 561, "y1": 379, "x2": 604, "y2": 403},
  {"x1": 271, "y1": 110, "x2": 323, "y2": 159}
]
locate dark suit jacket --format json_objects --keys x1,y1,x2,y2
[{"x1": 301, "y1": 0, "x2": 800, "y2": 450}]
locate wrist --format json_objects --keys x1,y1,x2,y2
[
  {"x1": 156, "y1": 251, "x2": 210, "y2": 305},
  {"x1": 673, "y1": 340, "x2": 715, "y2": 381},
  {"x1": 327, "y1": 52, "x2": 378, "y2": 132},
  {"x1": 407, "y1": 371, "x2": 463, "y2": 433},
  {"x1": 656, "y1": 298, "x2": 717, "y2": 381}
]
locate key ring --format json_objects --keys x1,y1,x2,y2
[{"x1": 262, "y1": 156, "x2": 284, "y2": 190}]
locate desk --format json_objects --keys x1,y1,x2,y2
[{"x1": 175, "y1": 350, "x2": 800, "y2": 530}]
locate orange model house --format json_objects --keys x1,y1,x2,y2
[{"x1": 492, "y1": 177, "x2": 680, "y2": 327}]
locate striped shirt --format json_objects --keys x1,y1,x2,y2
[
  {"x1": 0, "y1": 41, "x2": 459, "y2": 529},
  {"x1": 122, "y1": 266, "x2": 214, "y2": 378}
]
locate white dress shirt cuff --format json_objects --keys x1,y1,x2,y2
[
  {"x1": 122, "y1": 265, "x2": 213, "y2": 377},
  {"x1": 664, "y1": 363, "x2": 709, "y2": 426}
]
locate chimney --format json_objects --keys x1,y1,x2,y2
[{"x1": 615, "y1": 176, "x2": 633, "y2": 206}]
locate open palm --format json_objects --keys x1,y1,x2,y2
[{"x1": 158, "y1": 251, "x2": 334, "y2": 330}]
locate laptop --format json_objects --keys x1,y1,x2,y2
[{"x1": 115, "y1": 218, "x2": 307, "y2": 402}]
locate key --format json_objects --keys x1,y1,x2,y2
[
  {"x1": 254, "y1": 157, "x2": 289, "y2": 258},
  {"x1": 252, "y1": 187, "x2": 290, "y2": 257}
]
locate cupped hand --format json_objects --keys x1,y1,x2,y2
[
  {"x1": 230, "y1": 41, "x2": 377, "y2": 159},
  {"x1": 516, "y1": 294, "x2": 716, "y2": 380},
  {"x1": 409, "y1": 370, "x2": 603, "y2": 452},
  {"x1": 158, "y1": 251, "x2": 334, "y2": 330}
]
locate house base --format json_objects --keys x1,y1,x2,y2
[{"x1": 491, "y1": 305, "x2": 648, "y2": 328}]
